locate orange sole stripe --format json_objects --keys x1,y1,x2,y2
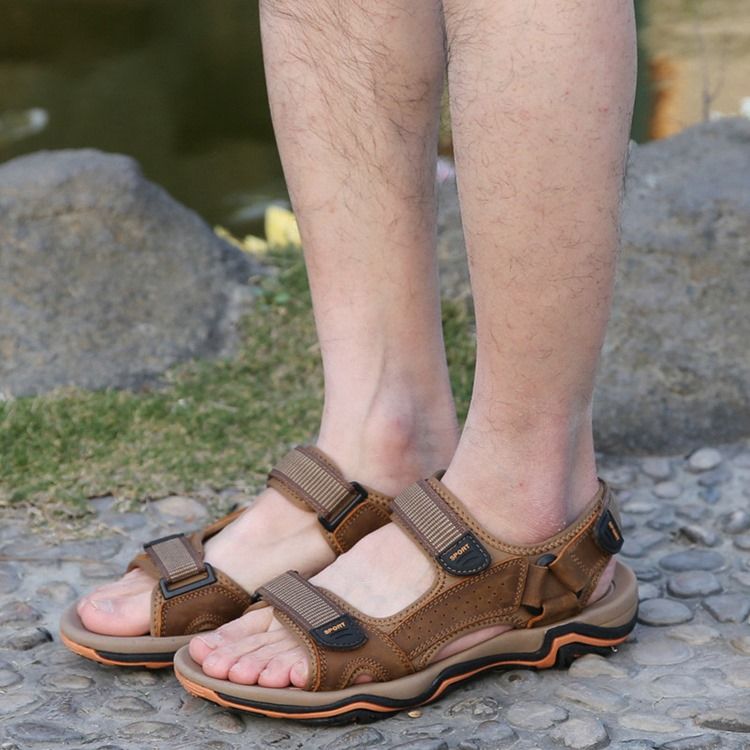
[
  {"x1": 175, "y1": 630, "x2": 630, "y2": 721},
  {"x1": 60, "y1": 631, "x2": 172, "y2": 669}
]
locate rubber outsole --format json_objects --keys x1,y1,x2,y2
[
  {"x1": 174, "y1": 603, "x2": 637, "y2": 725},
  {"x1": 60, "y1": 631, "x2": 175, "y2": 669}
]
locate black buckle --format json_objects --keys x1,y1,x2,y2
[
  {"x1": 159, "y1": 563, "x2": 217, "y2": 600},
  {"x1": 318, "y1": 482, "x2": 368, "y2": 532}
]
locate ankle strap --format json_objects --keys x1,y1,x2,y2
[{"x1": 267, "y1": 445, "x2": 391, "y2": 554}]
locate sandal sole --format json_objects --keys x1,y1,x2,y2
[
  {"x1": 59, "y1": 605, "x2": 192, "y2": 668},
  {"x1": 173, "y1": 561, "x2": 638, "y2": 724}
]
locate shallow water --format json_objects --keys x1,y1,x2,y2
[{"x1": 0, "y1": 0, "x2": 747, "y2": 232}]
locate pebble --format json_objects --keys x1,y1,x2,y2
[
  {"x1": 675, "y1": 504, "x2": 708, "y2": 522},
  {"x1": 631, "y1": 638, "x2": 693, "y2": 666},
  {"x1": 0, "y1": 666, "x2": 22, "y2": 689},
  {"x1": 660, "y1": 735, "x2": 722, "y2": 750},
  {"x1": 619, "y1": 713, "x2": 681, "y2": 733},
  {"x1": 448, "y1": 696, "x2": 499, "y2": 718},
  {"x1": 462, "y1": 720, "x2": 515, "y2": 747},
  {"x1": 205, "y1": 712, "x2": 245, "y2": 735},
  {"x1": 34, "y1": 581, "x2": 77, "y2": 604},
  {"x1": 498, "y1": 670, "x2": 541, "y2": 689},
  {"x1": 723, "y1": 510, "x2": 750, "y2": 534},
  {"x1": 653, "y1": 481, "x2": 682, "y2": 499},
  {"x1": 599, "y1": 466, "x2": 636, "y2": 489},
  {"x1": 703, "y1": 593, "x2": 750, "y2": 623},
  {"x1": 648, "y1": 673, "x2": 706, "y2": 699},
  {"x1": 667, "y1": 624, "x2": 721, "y2": 645},
  {"x1": 678, "y1": 524, "x2": 719, "y2": 547},
  {"x1": 659, "y1": 550, "x2": 725, "y2": 572},
  {"x1": 648, "y1": 507, "x2": 677, "y2": 531},
  {"x1": 2, "y1": 627, "x2": 53, "y2": 651},
  {"x1": 730, "y1": 635, "x2": 750, "y2": 655},
  {"x1": 103, "y1": 696, "x2": 156, "y2": 715},
  {"x1": 697, "y1": 465, "x2": 731, "y2": 486},
  {"x1": 0, "y1": 601, "x2": 41, "y2": 627},
  {"x1": 568, "y1": 654, "x2": 628, "y2": 678},
  {"x1": 323, "y1": 727, "x2": 385, "y2": 750},
  {"x1": 549, "y1": 717, "x2": 609, "y2": 750},
  {"x1": 390, "y1": 741, "x2": 448, "y2": 750},
  {"x1": 698, "y1": 486, "x2": 722, "y2": 505},
  {"x1": 641, "y1": 457, "x2": 673, "y2": 481},
  {"x1": 555, "y1": 683, "x2": 627, "y2": 713},
  {"x1": 623, "y1": 498, "x2": 658, "y2": 515},
  {"x1": 696, "y1": 705, "x2": 750, "y2": 733},
  {"x1": 687, "y1": 448, "x2": 722, "y2": 472},
  {"x1": 733, "y1": 533, "x2": 750, "y2": 551},
  {"x1": 506, "y1": 701, "x2": 567, "y2": 730},
  {"x1": 638, "y1": 583, "x2": 661, "y2": 601},
  {"x1": 731, "y1": 570, "x2": 750, "y2": 589},
  {"x1": 152, "y1": 495, "x2": 208, "y2": 522},
  {"x1": 726, "y1": 662, "x2": 750, "y2": 689},
  {"x1": 119, "y1": 721, "x2": 184, "y2": 740},
  {"x1": 7, "y1": 722, "x2": 83, "y2": 744},
  {"x1": 0, "y1": 563, "x2": 21, "y2": 595},
  {"x1": 40, "y1": 673, "x2": 94, "y2": 691},
  {"x1": 638, "y1": 598, "x2": 693, "y2": 626},
  {"x1": 667, "y1": 571, "x2": 722, "y2": 598}
]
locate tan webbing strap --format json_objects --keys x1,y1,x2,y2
[
  {"x1": 392, "y1": 480, "x2": 491, "y2": 576},
  {"x1": 144, "y1": 534, "x2": 204, "y2": 584},
  {"x1": 268, "y1": 446, "x2": 366, "y2": 529},
  {"x1": 258, "y1": 571, "x2": 367, "y2": 650}
]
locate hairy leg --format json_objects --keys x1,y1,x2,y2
[
  {"x1": 77, "y1": 0, "x2": 455, "y2": 637},
  {"x1": 190, "y1": 0, "x2": 636, "y2": 688}
]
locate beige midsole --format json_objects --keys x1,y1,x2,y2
[
  {"x1": 59, "y1": 605, "x2": 193, "y2": 656},
  {"x1": 173, "y1": 560, "x2": 638, "y2": 708}
]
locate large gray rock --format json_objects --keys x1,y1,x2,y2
[
  {"x1": 437, "y1": 118, "x2": 750, "y2": 454},
  {"x1": 0, "y1": 149, "x2": 260, "y2": 396}
]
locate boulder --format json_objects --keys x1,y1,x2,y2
[
  {"x1": 436, "y1": 118, "x2": 750, "y2": 454},
  {"x1": 0, "y1": 149, "x2": 261, "y2": 396}
]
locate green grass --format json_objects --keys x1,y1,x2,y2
[{"x1": 0, "y1": 247, "x2": 476, "y2": 517}]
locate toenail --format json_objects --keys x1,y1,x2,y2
[
  {"x1": 90, "y1": 599, "x2": 114, "y2": 613},
  {"x1": 197, "y1": 632, "x2": 223, "y2": 649}
]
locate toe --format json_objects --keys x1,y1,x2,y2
[
  {"x1": 201, "y1": 630, "x2": 287, "y2": 680},
  {"x1": 189, "y1": 608, "x2": 277, "y2": 664},
  {"x1": 289, "y1": 657, "x2": 310, "y2": 688},
  {"x1": 257, "y1": 647, "x2": 308, "y2": 688}
]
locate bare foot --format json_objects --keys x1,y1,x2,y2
[{"x1": 188, "y1": 519, "x2": 616, "y2": 688}]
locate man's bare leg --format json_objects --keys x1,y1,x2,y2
[
  {"x1": 189, "y1": 0, "x2": 636, "y2": 688},
  {"x1": 77, "y1": 0, "x2": 456, "y2": 638}
]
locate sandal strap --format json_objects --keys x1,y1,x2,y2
[
  {"x1": 263, "y1": 478, "x2": 625, "y2": 691},
  {"x1": 391, "y1": 479, "x2": 491, "y2": 576},
  {"x1": 267, "y1": 445, "x2": 391, "y2": 553},
  {"x1": 258, "y1": 571, "x2": 367, "y2": 649},
  {"x1": 127, "y1": 507, "x2": 253, "y2": 637}
]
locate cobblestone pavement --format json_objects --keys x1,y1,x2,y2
[{"x1": 2, "y1": 442, "x2": 749, "y2": 750}]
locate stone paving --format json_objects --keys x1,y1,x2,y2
[{"x1": 1, "y1": 442, "x2": 749, "y2": 750}]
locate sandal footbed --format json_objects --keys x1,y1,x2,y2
[
  {"x1": 59, "y1": 605, "x2": 193, "y2": 666},
  {"x1": 173, "y1": 560, "x2": 638, "y2": 720}
]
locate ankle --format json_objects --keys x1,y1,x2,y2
[
  {"x1": 317, "y1": 387, "x2": 458, "y2": 496},
  {"x1": 442, "y1": 408, "x2": 599, "y2": 545}
]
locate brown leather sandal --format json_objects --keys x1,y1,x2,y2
[
  {"x1": 173, "y1": 476, "x2": 638, "y2": 722},
  {"x1": 59, "y1": 445, "x2": 392, "y2": 668}
]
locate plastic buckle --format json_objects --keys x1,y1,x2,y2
[
  {"x1": 159, "y1": 563, "x2": 217, "y2": 600},
  {"x1": 318, "y1": 482, "x2": 368, "y2": 532}
]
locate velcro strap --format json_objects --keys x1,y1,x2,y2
[
  {"x1": 268, "y1": 446, "x2": 366, "y2": 529},
  {"x1": 392, "y1": 480, "x2": 491, "y2": 576},
  {"x1": 258, "y1": 571, "x2": 367, "y2": 650},
  {"x1": 144, "y1": 533, "x2": 204, "y2": 584}
]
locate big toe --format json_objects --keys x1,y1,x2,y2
[{"x1": 77, "y1": 589, "x2": 152, "y2": 636}]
